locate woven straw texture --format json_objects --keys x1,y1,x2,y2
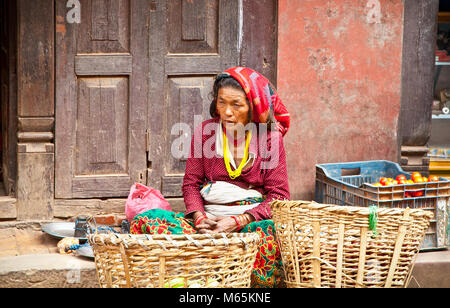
[
  {"x1": 270, "y1": 200, "x2": 433, "y2": 288},
  {"x1": 88, "y1": 232, "x2": 259, "y2": 288}
]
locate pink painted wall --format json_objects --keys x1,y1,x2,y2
[{"x1": 277, "y1": 0, "x2": 404, "y2": 200}]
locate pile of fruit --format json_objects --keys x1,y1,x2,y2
[
  {"x1": 164, "y1": 277, "x2": 220, "y2": 288},
  {"x1": 370, "y1": 172, "x2": 440, "y2": 198},
  {"x1": 371, "y1": 172, "x2": 439, "y2": 187}
]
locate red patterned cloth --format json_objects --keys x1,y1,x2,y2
[
  {"x1": 182, "y1": 118, "x2": 290, "y2": 221},
  {"x1": 221, "y1": 67, "x2": 290, "y2": 136}
]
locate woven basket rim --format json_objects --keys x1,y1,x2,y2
[
  {"x1": 88, "y1": 232, "x2": 260, "y2": 249},
  {"x1": 270, "y1": 200, "x2": 434, "y2": 219}
]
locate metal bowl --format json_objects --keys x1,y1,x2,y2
[{"x1": 41, "y1": 222, "x2": 87, "y2": 240}]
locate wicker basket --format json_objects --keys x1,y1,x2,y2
[
  {"x1": 88, "y1": 232, "x2": 259, "y2": 288},
  {"x1": 270, "y1": 200, "x2": 433, "y2": 288}
]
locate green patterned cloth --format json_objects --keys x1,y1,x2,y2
[{"x1": 130, "y1": 209, "x2": 283, "y2": 288}]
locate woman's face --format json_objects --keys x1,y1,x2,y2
[{"x1": 216, "y1": 86, "x2": 250, "y2": 132}]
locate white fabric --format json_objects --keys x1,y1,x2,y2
[{"x1": 200, "y1": 181, "x2": 261, "y2": 217}]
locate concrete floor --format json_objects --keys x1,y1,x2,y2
[
  {"x1": 408, "y1": 249, "x2": 450, "y2": 288},
  {"x1": 0, "y1": 221, "x2": 448, "y2": 288}
]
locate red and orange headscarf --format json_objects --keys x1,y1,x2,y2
[{"x1": 217, "y1": 67, "x2": 290, "y2": 136}]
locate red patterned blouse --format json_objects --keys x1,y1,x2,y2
[{"x1": 182, "y1": 118, "x2": 290, "y2": 221}]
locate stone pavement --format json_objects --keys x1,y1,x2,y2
[
  {"x1": 0, "y1": 220, "x2": 449, "y2": 288},
  {"x1": 0, "y1": 253, "x2": 97, "y2": 288},
  {"x1": 1, "y1": 249, "x2": 448, "y2": 288},
  {"x1": 408, "y1": 249, "x2": 450, "y2": 288}
]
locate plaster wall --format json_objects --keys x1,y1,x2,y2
[{"x1": 278, "y1": 0, "x2": 404, "y2": 199}]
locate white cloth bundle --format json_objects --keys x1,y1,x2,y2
[{"x1": 200, "y1": 181, "x2": 262, "y2": 217}]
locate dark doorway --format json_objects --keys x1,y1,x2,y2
[{"x1": 0, "y1": 0, "x2": 17, "y2": 197}]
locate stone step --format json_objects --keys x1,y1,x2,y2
[
  {"x1": 0, "y1": 254, "x2": 97, "y2": 288},
  {"x1": 0, "y1": 249, "x2": 448, "y2": 288},
  {"x1": 408, "y1": 249, "x2": 450, "y2": 288}
]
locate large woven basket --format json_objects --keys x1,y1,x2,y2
[
  {"x1": 270, "y1": 200, "x2": 433, "y2": 288},
  {"x1": 88, "y1": 232, "x2": 259, "y2": 288}
]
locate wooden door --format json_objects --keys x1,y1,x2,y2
[
  {"x1": 55, "y1": 0, "x2": 149, "y2": 198},
  {"x1": 147, "y1": 0, "x2": 240, "y2": 197}
]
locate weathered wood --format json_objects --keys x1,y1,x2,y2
[
  {"x1": 16, "y1": 152, "x2": 54, "y2": 220},
  {"x1": 53, "y1": 197, "x2": 186, "y2": 218},
  {"x1": 148, "y1": 0, "x2": 240, "y2": 197},
  {"x1": 15, "y1": 0, "x2": 55, "y2": 220},
  {"x1": 55, "y1": 0, "x2": 149, "y2": 198},
  {"x1": 0, "y1": 0, "x2": 18, "y2": 196},
  {"x1": 181, "y1": 0, "x2": 206, "y2": 41},
  {"x1": 168, "y1": 0, "x2": 218, "y2": 53},
  {"x1": 218, "y1": 0, "x2": 240, "y2": 69},
  {"x1": 17, "y1": 143, "x2": 53, "y2": 154},
  {"x1": 166, "y1": 77, "x2": 213, "y2": 183},
  {"x1": 17, "y1": 132, "x2": 53, "y2": 143},
  {"x1": 399, "y1": 0, "x2": 439, "y2": 146},
  {"x1": 18, "y1": 118, "x2": 54, "y2": 132},
  {"x1": 72, "y1": 176, "x2": 132, "y2": 198},
  {"x1": 53, "y1": 199, "x2": 127, "y2": 218},
  {"x1": 241, "y1": 0, "x2": 278, "y2": 85},
  {"x1": 0, "y1": 197, "x2": 17, "y2": 219},
  {"x1": 79, "y1": 0, "x2": 129, "y2": 53},
  {"x1": 75, "y1": 54, "x2": 132, "y2": 75},
  {"x1": 161, "y1": 176, "x2": 185, "y2": 197},
  {"x1": 147, "y1": 0, "x2": 167, "y2": 193},
  {"x1": 54, "y1": 2, "x2": 76, "y2": 198},
  {"x1": 165, "y1": 55, "x2": 221, "y2": 75},
  {"x1": 17, "y1": 0, "x2": 54, "y2": 117}
]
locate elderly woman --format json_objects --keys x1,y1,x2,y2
[{"x1": 131, "y1": 67, "x2": 290, "y2": 288}]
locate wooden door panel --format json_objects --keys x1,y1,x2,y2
[
  {"x1": 78, "y1": 0, "x2": 129, "y2": 53},
  {"x1": 148, "y1": 0, "x2": 239, "y2": 197},
  {"x1": 164, "y1": 77, "x2": 213, "y2": 189},
  {"x1": 168, "y1": 0, "x2": 218, "y2": 53},
  {"x1": 55, "y1": 0, "x2": 148, "y2": 198},
  {"x1": 75, "y1": 77, "x2": 128, "y2": 176},
  {"x1": 75, "y1": 55, "x2": 132, "y2": 75}
]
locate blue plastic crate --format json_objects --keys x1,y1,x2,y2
[{"x1": 315, "y1": 160, "x2": 450, "y2": 251}]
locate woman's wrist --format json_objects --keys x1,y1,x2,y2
[
  {"x1": 192, "y1": 211, "x2": 205, "y2": 220},
  {"x1": 192, "y1": 211, "x2": 208, "y2": 228},
  {"x1": 231, "y1": 214, "x2": 254, "y2": 231}
]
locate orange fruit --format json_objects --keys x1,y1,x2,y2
[
  {"x1": 396, "y1": 174, "x2": 407, "y2": 181},
  {"x1": 379, "y1": 177, "x2": 388, "y2": 186},
  {"x1": 413, "y1": 177, "x2": 424, "y2": 183},
  {"x1": 411, "y1": 172, "x2": 422, "y2": 180},
  {"x1": 429, "y1": 175, "x2": 439, "y2": 182},
  {"x1": 411, "y1": 191, "x2": 424, "y2": 197}
]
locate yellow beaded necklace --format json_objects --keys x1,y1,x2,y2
[{"x1": 223, "y1": 129, "x2": 252, "y2": 179}]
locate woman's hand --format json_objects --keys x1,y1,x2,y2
[
  {"x1": 192, "y1": 211, "x2": 217, "y2": 233},
  {"x1": 199, "y1": 216, "x2": 237, "y2": 233}
]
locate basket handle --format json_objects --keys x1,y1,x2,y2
[
  {"x1": 119, "y1": 242, "x2": 131, "y2": 288},
  {"x1": 385, "y1": 208, "x2": 410, "y2": 288}
]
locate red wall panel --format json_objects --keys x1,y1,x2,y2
[{"x1": 277, "y1": 0, "x2": 404, "y2": 199}]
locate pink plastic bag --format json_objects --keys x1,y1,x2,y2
[{"x1": 125, "y1": 183, "x2": 172, "y2": 221}]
